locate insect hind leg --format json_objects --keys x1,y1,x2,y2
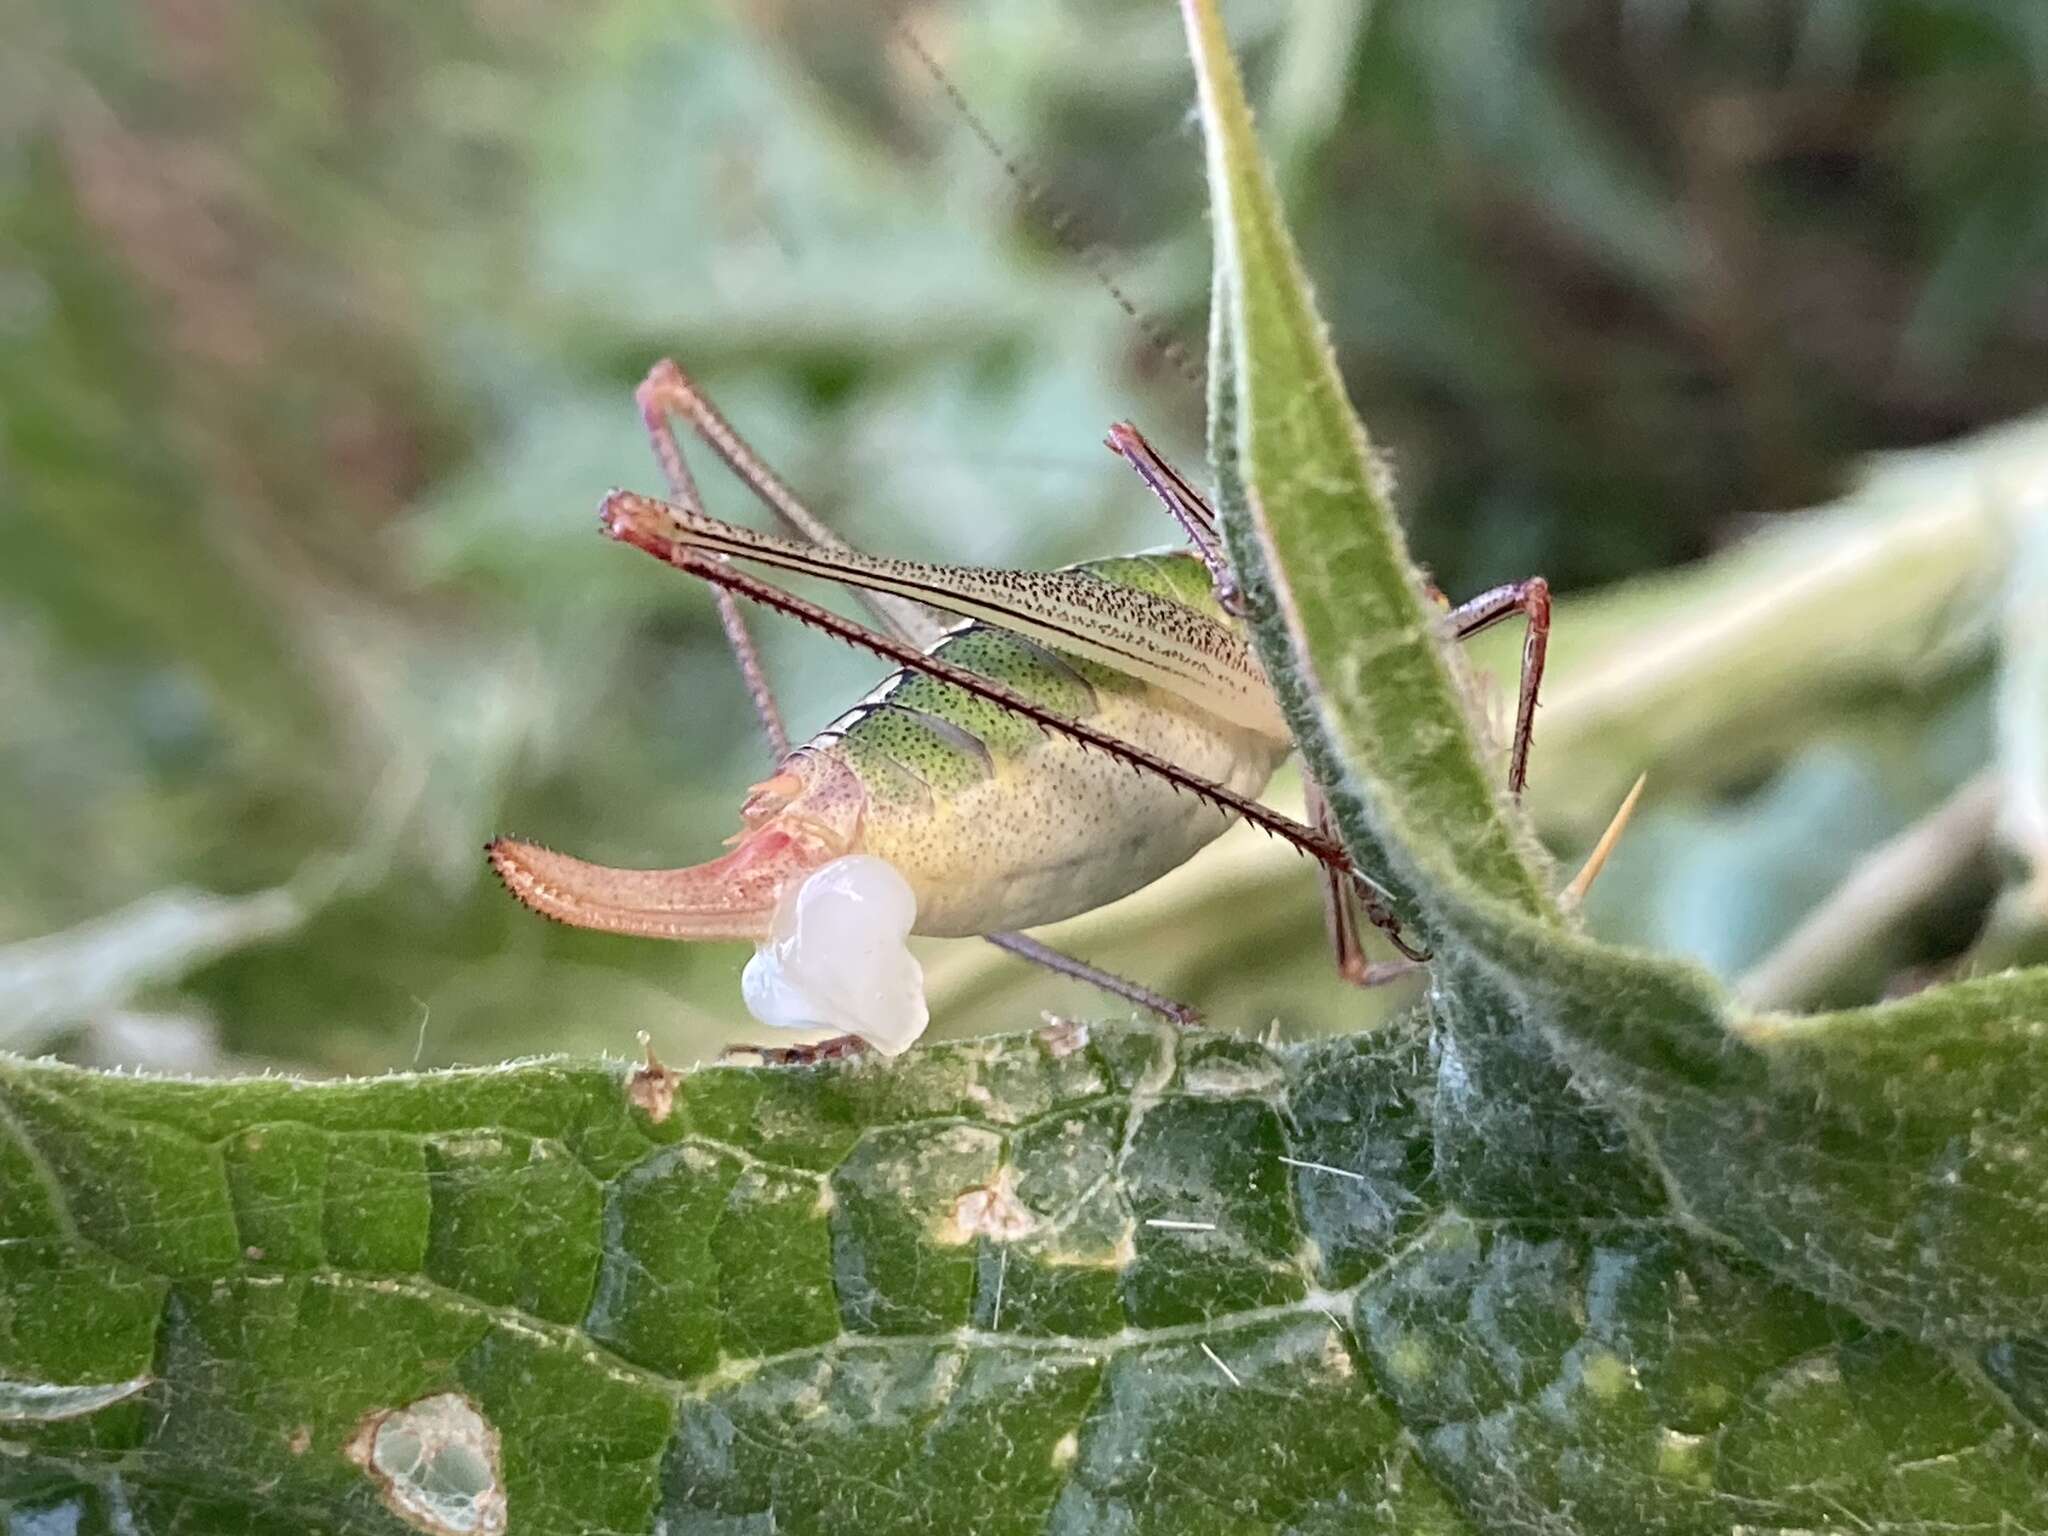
[
  {"x1": 1306, "y1": 780, "x2": 1429, "y2": 989},
  {"x1": 1102, "y1": 421, "x2": 1450, "y2": 981},
  {"x1": 1309, "y1": 569, "x2": 1554, "y2": 990}
]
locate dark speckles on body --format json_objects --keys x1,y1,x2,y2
[{"x1": 819, "y1": 551, "x2": 1291, "y2": 937}]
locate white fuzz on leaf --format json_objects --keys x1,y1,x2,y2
[{"x1": 740, "y1": 855, "x2": 929, "y2": 1054}]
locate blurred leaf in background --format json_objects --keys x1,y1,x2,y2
[{"x1": 2, "y1": 0, "x2": 2044, "y2": 1074}]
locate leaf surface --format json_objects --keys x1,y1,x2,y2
[{"x1": 7, "y1": 1027, "x2": 2047, "y2": 1534}]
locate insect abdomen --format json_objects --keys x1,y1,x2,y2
[
  {"x1": 814, "y1": 554, "x2": 1288, "y2": 935},
  {"x1": 817, "y1": 620, "x2": 1097, "y2": 809}
]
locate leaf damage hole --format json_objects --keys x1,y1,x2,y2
[
  {"x1": 1036, "y1": 1015, "x2": 1091, "y2": 1058},
  {"x1": 947, "y1": 1166, "x2": 1037, "y2": 1244},
  {"x1": 346, "y1": 1391, "x2": 506, "y2": 1536}
]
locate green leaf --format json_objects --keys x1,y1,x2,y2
[
  {"x1": 1185, "y1": 0, "x2": 1553, "y2": 936},
  {"x1": 1183, "y1": 0, "x2": 2048, "y2": 1361},
  {"x1": 6, "y1": 1028, "x2": 2048, "y2": 1532}
]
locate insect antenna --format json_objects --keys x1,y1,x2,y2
[{"x1": 880, "y1": 2, "x2": 1205, "y2": 397}]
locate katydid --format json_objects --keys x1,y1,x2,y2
[{"x1": 487, "y1": 360, "x2": 1550, "y2": 1058}]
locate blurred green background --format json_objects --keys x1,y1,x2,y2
[{"x1": 4, "y1": 0, "x2": 2045, "y2": 1074}]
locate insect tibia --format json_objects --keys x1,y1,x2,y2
[{"x1": 1105, "y1": 421, "x2": 1244, "y2": 615}]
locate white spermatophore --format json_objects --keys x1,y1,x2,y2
[{"x1": 740, "y1": 855, "x2": 930, "y2": 1054}]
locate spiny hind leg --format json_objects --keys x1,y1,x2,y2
[
  {"x1": 635, "y1": 360, "x2": 1206, "y2": 1033},
  {"x1": 638, "y1": 358, "x2": 848, "y2": 551}
]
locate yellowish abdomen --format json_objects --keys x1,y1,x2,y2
[{"x1": 803, "y1": 552, "x2": 1290, "y2": 937}]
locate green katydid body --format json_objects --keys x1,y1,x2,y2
[{"x1": 488, "y1": 494, "x2": 1298, "y2": 945}]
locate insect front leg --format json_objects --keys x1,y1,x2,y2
[
  {"x1": 1104, "y1": 424, "x2": 1554, "y2": 983},
  {"x1": 1104, "y1": 421, "x2": 1244, "y2": 615},
  {"x1": 1301, "y1": 571, "x2": 1553, "y2": 990}
]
